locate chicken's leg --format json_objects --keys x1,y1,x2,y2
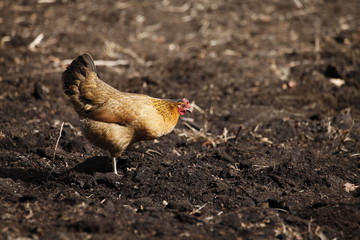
[{"x1": 112, "y1": 156, "x2": 118, "y2": 175}]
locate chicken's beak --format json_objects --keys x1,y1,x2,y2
[{"x1": 186, "y1": 102, "x2": 193, "y2": 113}]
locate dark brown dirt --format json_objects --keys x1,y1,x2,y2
[{"x1": 1, "y1": 1, "x2": 360, "y2": 239}]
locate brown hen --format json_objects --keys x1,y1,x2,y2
[{"x1": 62, "y1": 53, "x2": 191, "y2": 174}]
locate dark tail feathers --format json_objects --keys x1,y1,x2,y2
[
  {"x1": 79, "y1": 53, "x2": 97, "y2": 73},
  {"x1": 62, "y1": 53, "x2": 97, "y2": 96}
]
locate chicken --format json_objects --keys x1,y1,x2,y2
[{"x1": 62, "y1": 53, "x2": 191, "y2": 174}]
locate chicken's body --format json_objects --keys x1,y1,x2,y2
[{"x1": 62, "y1": 53, "x2": 191, "y2": 174}]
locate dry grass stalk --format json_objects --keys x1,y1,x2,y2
[
  {"x1": 53, "y1": 121, "x2": 64, "y2": 161},
  {"x1": 175, "y1": 121, "x2": 235, "y2": 146},
  {"x1": 29, "y1": 33, "x2": 44, "y2": 50},
  {"x1": 250, "y1": 132, "x2": 274, "y2": 145},
  {"x1": 103, "y1": 39, "x2": 150, "y2": 66},
  {"x1": 61, "y1": 59, "x2": 129, "y2": 67}
]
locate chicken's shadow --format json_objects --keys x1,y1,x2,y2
[
  {"x1": 70, "y1": 156, "x2": 129, "y2": 174},
  {"x1": 70, "y1": 156, "x2": 111, "y2": 174}
]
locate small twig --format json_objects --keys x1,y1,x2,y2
[
  {"x1": 314, "y1": 226, "x2": 328, "y2": 240},
  {"x1": 234, "y1": 124, "x2": 243, "y2": 143},
  {"x1": 183, "y1": 122, "x2": 200, "y2": 133},
  {"x1": 292, "y1": 0, "x2": 303, "y2": 8},
  {"x1": 116, "y1": 1, "x2": 134, "y2": 9},
  {"x1": 61, "y1": 59, "x2": 129, "y2": 67},
  {"x1": 158, "y1": 2, "x2": 191, "y2": 12},
  {"x1": 285, "y1": 7, "x2": 317, "y2": 19},
  {"x1": 191, "y1": 101, "x2": 205, "y2": 114},
  {"x1": 0, "y1": 36, "x2": 11, "y2": 48},
  {"x1": 203, "y1": 112, "x2": 209, "y2": 135},
  {"x1": 250, "y1": 132, "x2": 274, "y2": 145},
  {"x1": 103, "y1": 39, "x2": 150, "y2": 66},
  {"x1": 46, "y1": 121, "x2": 64, "y2": 180},
  {"x1": 159, "y1": 2, "x2": 191, "y2": 13},
  {"x1": 29, "y1": 33, "x2": 44, "y2": 49},
  {"x1": 190, "y1": 203, "x2": 208, "y2": 215},
  {"x1": 94, "y1": 59, "x2": 129, "y2": 67},
  {"x1": 38, "y1": 0, "x2": 56, "y2": 3},
  {"x1": 46, "y1": 164, "x2": 56, "y2": 181},
  {"x1": 25, "y1": 203, "x2": 34, "y2": 219},
  {"x1": 222, "y1": 128, "x2": 235, "y2": 142},
  {"x1": 53, "y1": 121, "x2": 64, "y2": 161}
]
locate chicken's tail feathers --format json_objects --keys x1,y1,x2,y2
[
  {"x1": 62, "y1": 53, "x2": 97, "y2": 96},
  {"x1": 79, "y1": 53, "x2": 97, "y2": 74}
]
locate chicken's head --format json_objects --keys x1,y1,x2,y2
[{"x1": 178, "y1": 98, "x2": 192, "y2": 115}]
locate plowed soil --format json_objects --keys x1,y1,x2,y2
[{"x1": 1, "y1": 1, "x2": 360, "y2": 239}]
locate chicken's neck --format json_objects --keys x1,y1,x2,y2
[{"x1": 151, "y1": 99, "x2": 180, "y2": 121}]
